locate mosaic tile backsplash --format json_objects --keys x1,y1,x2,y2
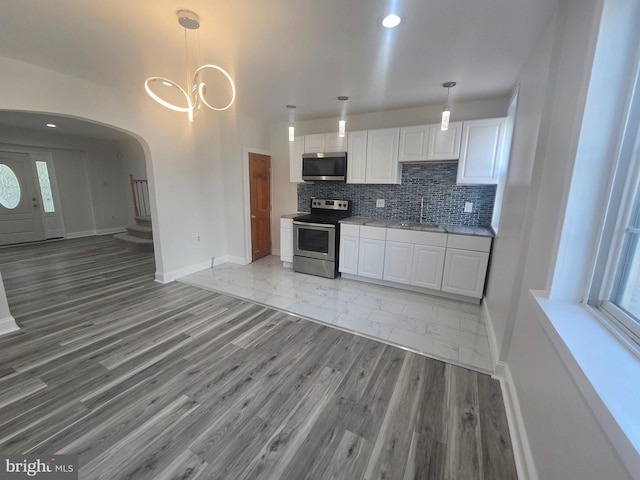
[{"x1": 297, "y1": 162, "x2": 496, "y2": 226}]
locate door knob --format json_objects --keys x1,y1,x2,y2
[{"x1": 251, "y1": 215, "x2": 256, "y2": 219}]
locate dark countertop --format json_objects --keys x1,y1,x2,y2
[
  {"x1": 280, "y1": 212, "x2": 308, "y2": 219},
  {"x1": 340, "y1": 217, "x2": 494, "y2": 237}
]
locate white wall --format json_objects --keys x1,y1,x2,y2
[
  {"x1": 269, "y1": 97, "x2": 510, "y2": 253},
  {"x1": 220, "y1": 114, "x2": 272, "y2": 263},
  {"x1": 486, "y1": 0, "x2": 636, "y2": 478},
  {"x1": 0, "y1": 125, "x2": 132, "y2": 236}
]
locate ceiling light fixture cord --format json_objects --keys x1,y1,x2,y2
[{"x1": 144, "y1": 10, "x2": 236, "y2": 122}]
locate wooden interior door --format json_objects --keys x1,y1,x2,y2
[{"x1": 249, "y1": 152, "x2": 271, "y2": 261}]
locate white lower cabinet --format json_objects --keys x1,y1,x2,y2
[
  {"x1": 411, "y1": 245, "x2": 446, "y2": 290},
  {"x1": 339, "y1": 225, "x2": 360, "y2": 275},
  {"x1": 383, "y1": 228, "x2": 447, "y2": 288},
  {"x1": 280, "y1": 218, "x2": 294, "y2": 265},
  {"x1": 339, "y1": 223, "x2": 490, "y2": 301},
  {"x1": 383, "y1": 241, "x2": 414, "y2": 283},
  {"x1": 441, "y1": 234, "x2": 492, "y2": 298},
  {"x1": 441, "y1": 249, "x2": 489, "y2": 298},
  {"x1": 357, "y1": 226, "x2": 386, "y2": 279}
]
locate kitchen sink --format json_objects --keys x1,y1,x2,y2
[{"x1": 392, "y1": 220, "x2": 440, "y2": 230}]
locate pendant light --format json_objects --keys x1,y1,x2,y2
[
  {"x1": 287, "y1": 105, "x2": 296, "y2": 142},
  {"x1": 144, "y1": 10, "x2": 236, "y2": 122},
  {"x1": 338, "y1": 96, "x2": 348, "y2": 137},
  {"x1": 441, "y1": 81, "x2": 456, "y2": 131}
]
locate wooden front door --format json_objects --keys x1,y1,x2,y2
[{"x1": 249, "y1": 152, "x2": 271, "y2": 261}]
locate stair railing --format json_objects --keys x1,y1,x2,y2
[{"x1": 129, "y1": 174, "x2": 150, "y2": 217}]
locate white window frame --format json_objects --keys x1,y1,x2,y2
[{"x1": 588, "y1": 58, "x2": 640, "y2": 348}]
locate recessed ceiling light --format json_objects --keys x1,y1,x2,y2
[
  {"x1": 46, "y1": 123, "x2": 57, "y2": 128},
  {"x1": 382, "y1": 14, "x2": 401, "y2": 28}
]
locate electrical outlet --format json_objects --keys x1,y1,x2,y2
[
  {"x1": 464, "y1": 202, "x2": 473, "y2": 213},
  {"x1": 376, "y1": 199, "x2": 385, "y2": 208}
]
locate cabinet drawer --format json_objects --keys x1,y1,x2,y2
[
  {"x1": 340, "y1": 223, "x2": 360, "y2": 237},
  {"x1": 386, "y1": 228, "x2": 447, "y2": 247},
  {"x1": 360, "y1": 226, "x2": 386, "y2": 240},
  {"x1": 446, "y1": 234, "x2": 492, "y2": 252}
]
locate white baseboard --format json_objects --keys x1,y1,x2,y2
[
  {"x1": 65, "y1": 230, "x2": 97, "y2": 239},
  {"x1": 484, "y1": 300, "x2": 538, "y2": 480},
  {"x1": 494, "y1": 361, "x2": 538, "y2": 480},
  {"x1": 0, "y1": 316, "x2": 19, "y2": 336},
  {"x1": 155, "y1": 255, "x2": 251, "y2": 284},
  {"x1": 66, "y1": 227, "x2": 127, "y2": 239},
  {"x1": 211, "y1": 255, "x2": 250, "y2": 266},
  {"x1": 226, "y1": 256, "x2": 250, "y2": 265},
  {"x1": 482, "y1": 299, "x2": 500, "y2": 368},
  {"x1": 96, "y1": 226, "x2": 127, "y2": 235},
  {"x1": 155, "y1": 260, "x2": 213, "y2": 284},
  {"x1": 212, "y1": 256, "x2": 229, "y2": 267}
]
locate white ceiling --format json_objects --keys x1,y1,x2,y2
[{"x1": 0, "y1": 0, "x2": 558, "y2": 137}]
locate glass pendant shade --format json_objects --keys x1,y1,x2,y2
[
  {"x1": 338, "y1": 96, "x2": 348, "y2": 138},
  {"x1": 440, "y1": 81, "x2": 456, "y2": 131},
  {"x1": 441, "y1": 106, "x2": 451, "y2": 131},
  {"x1": 287, "y1": 105, "x2": 296, "y2": 142}
]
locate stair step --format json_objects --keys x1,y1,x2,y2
[
  {"x1": 113, "y1": 232, "x2": 154, "y2": 253},
  {"x1": 126, "y1": 223, "x2": 153, "y2": 240},
  {"x1": 135, "y1": 215, "x2": 152, "y2": 228}
]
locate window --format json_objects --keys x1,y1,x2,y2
[
  {"x1": 589, "y1": 64, "x2": 640, "y2": 345},
  {"x1": 35, "y1": 160, "x2": 55, "y2": 213},
  {"x1": 0, "y1": 163, "x2": 21, "y2": 209}
]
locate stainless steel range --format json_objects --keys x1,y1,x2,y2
[{"x1": 293, "y1": 199, "x2": 352, "y2": 278}]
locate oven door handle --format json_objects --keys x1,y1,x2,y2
[{"x1": 293, "y1": 221, "x2": 336, "y2": 229}]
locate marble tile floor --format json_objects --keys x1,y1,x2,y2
[{"x1": 178, "y1": 255, "x2": 495, "y2": 373}]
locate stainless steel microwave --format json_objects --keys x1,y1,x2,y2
[{"x1": 302, "y1": 152, "x2": 347, "y2": 181}]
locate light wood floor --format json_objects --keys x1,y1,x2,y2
[{"x1": 0, "y1": 236, "x2": 517, "y2": 480}]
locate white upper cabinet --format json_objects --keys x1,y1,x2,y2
[
  {"x1": 364, "y1": 128, "x2": 401, "y2": 184},
  {"x1": 428, "y1": 121, "x2": 462, "y2": 160},
  {"x1": 304, "y1": 134, "x2": 325, "y2": 153},
  {"x1": 324, "y1": 133, "x2": 346, "y2": 152},
  {"x1": 399, "y1": 125, "x2": 429, "y2": 162},
  {"x1": 304, "y1": 133, "x2": 346, "y2": 153},
  {"x1": 399, "y1": 122, "x2": 462, "y2": 162},
  {"x1": 457, "y1": 118, "x2": 507, "y2": 185},
  {"x1": 289, "y1": 136, "x2": 305, "y2": 183},
  {"x1": 347, "y1": 130, "x2": 368, "y2": 184}
]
